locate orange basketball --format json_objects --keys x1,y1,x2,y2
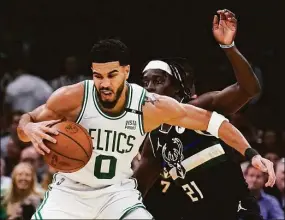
[{"x1": 43, "y1": 121, "x2": 93, "y2": 173}]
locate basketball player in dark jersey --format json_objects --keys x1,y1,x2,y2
[{"x1": 133, "y1": 9, "x2": 275, "y2": 220}]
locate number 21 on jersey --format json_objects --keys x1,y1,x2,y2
[
  {"x1": 161, "y1": 180, "x2": 204, "y2": 202},
  {"x1": 182, "y1": 181, "x2": 204, "y2": 202}
]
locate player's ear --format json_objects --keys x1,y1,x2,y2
[
  {"x1": 124, "y1": 65, "x2": 130, "y2": 80},
  {"x1": 174, "y1": 86, "x2": 180, "y2": 95}
]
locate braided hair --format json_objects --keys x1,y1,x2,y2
[{"x1": 161, "y1": 58, "x2": 195, "y2": 102}]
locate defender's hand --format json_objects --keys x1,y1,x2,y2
[
  {"x1": 213, "y1": 9, "x2": 237, "y2": 45},
  {"x1": 23, "y1": 120, "x2": 60, "y2": 155},
  {"x1": 251, "y1": 155, "x2": 276, "y2": 187}
]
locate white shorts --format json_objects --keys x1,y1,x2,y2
[{"x1": 32, "y1": 173, "x2": 152, "y2": 219}]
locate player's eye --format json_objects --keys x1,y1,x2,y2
[
  {"x1": 108, "y1": 74, "x2": 117, "y2": 79},
  {"x1": 155, "y1": 79, "x2": 163, "y2": 84},
  {"x1": 142, "y1": 80, "x2": 149, "y2": 87},
  {"x1": 94, "y1": 74, "x2": 103, "y2": 79}
]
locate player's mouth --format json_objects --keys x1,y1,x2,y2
[{"x1": 100, "y1": 90, "x2": 113, "y2": 98}]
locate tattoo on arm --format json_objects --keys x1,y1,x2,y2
[{"x1": 144, "y1": 92, "x2": 159, "y2": 105}]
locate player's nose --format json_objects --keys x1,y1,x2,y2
[
  {"x1": 100, "y1": 78, "x2": 111, "y2": 88},
  {"x1": 145, "y1": 81, "x2": 156, "y2": 93}
]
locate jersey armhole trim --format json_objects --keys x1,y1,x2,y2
[
  {"x1": 148, "y1": 132, "x2": 156, "y2": 158},
  {"x1": 75, "y1": 80, "x2": 89, "y2": 124},
  {"x1": 138, "y1": 88, "x2": 146, "y2": 136}
]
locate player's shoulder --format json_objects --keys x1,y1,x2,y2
[
  {"x1": 54, "y1": 81, "x2": 85, "y2": 96},
  {"x1": 47, "y1": 81, "x2": 85, "y2": 109}
]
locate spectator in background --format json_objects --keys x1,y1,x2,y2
[
  {"x1": 265, "y1": 158, "x2": 285, "y2": 211},
  {"x1": 1, "y1": 110, "x2": 30, "y2": 177},
  {"x1": 1, "y1": 110, "x2": 26, "y2": 158},
  {"x1": 263, "y1": 129, "x2": 277, "y2": 148},
  {"x1": 4, "y1": 138, "x2": 22, "y2": 177},
  {"x1": 2, "y1": 162, "x2": 42, "y2": 220},
  {"x1": 262, "y1": 129, "x2": 280, "y2": 155},
  {"x1": 49, "y1": 56, "x2": 87, "y2": 90},
  {"x1": 275, "y1": 158, "x2": 285, "y2": 209},
  {"x1": 245, "y1": 164, "x2": 284, "y2": 220},
  {"x1": 1, "y1": 158, "x2": 11, "y2": 197},
  {"x1": 264, "y1": 152, "x2": 280, "y2": 167},
  {"x1": 20, "y1": 146, "x2": 47, "y2": 183},
  {"x1": 5, "y1": 65, "x2": 53, "y2": 112},
  {"x1": 281, "y1": 131, "x2": 285, "y2": 156}
]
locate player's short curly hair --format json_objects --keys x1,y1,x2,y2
[{"x1": 90, "y1": 38, "x2": 130, "y2": 66}]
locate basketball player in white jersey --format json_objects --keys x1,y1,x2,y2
[{"x1": 17, "y1": 39, "x2": 266, "y2": 219}]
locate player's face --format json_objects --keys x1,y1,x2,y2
[
  {"x1": 92, "y1": 61, "x2": 129, "y2": 109},
  {"x1": 245, "y1": 167, "x2": 266, "y2": 190},
  {"x1": 14, "y1": 164, "x2": 33, "y2": 190},
  {"x1": 142, "y1": 69, "x2": 177, "y2": 97},
  {"x1": 276, "y1": 162, "x2": 285, "y2": 191}
]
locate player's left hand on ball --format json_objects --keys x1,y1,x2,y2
[
  {"x1": 212, "y1": 9, "x2": 237, "y2": 45},
  {"x1": 251, "y1": 155, "x2": 276, "y2": 187}
]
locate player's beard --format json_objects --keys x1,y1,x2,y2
[{"x1": 96, "y1": 82, "x2": 125, "y2": 109}]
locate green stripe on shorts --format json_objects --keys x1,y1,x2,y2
[
  {"x1": 36, "y1": 188, "x2": 50, "y2": 220},
  {"x1": 120, "y1": 203, "x2": 146, "y2": 220},
  {"x1": 33, "y1": 212, "x2": 38, "y2": 220},
  {"x1": 35, "y1": 174, "x2": 57, "y2": 219}
]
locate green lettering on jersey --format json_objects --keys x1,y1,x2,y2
[
  {"x1": 88, "y1": 129, "x2": 137, "y2": 154},
  {"x1": 89, "y1": 129, "x2": 96, "y2": 149},
  {"x1": 125, "y1": 135, "x2": 135, "y2": 153},
  {"x1": 112, "y1": 131, "x2": 117, "y2": 152},
  {"x1": 117, "y1": 132, "x2": 127, "y2": 154},
  {"x1": 104, "y1": 130, "x2": 112, "y2": 151},
  {"x1": 96, "y1": 129, "x2": 103, "y2": 150}
]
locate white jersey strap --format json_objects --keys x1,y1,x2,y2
[
  {"x1": 75, "y1": 80, "x2": 90, "y2": 124},
  {"x1": 126, "y1": 83, "x2": 147, "y2": 135}
]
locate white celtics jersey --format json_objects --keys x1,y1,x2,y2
[{"x1": 61, "y1": 80, "x2": 147, "y2": 188}]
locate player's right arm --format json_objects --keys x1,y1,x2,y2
[
  {"x1": 132, "y1": 137, "x2": 161, "y2": 197},
  {"x1": 192, "y1": 9, "x2": 261, "y2": 115},
  {"x1": 17, "y1": 82, "x2": 84, "y2": 155}
]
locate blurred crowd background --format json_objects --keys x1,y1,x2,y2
[{"x1": 0, "y1": 0, "x2": 284, "y2": 219}]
